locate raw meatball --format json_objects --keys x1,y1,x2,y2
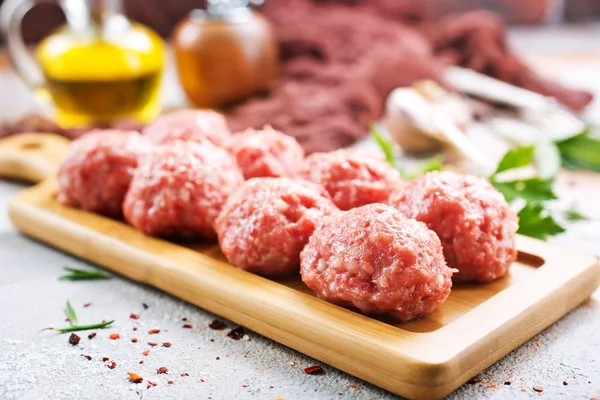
[
  {"x1": 123, "y1": 140, "x2": 243, "y2": 238},
  {"x1": 300, "y1": 203, "x2": 453, "y2": 322},
  {"x1": 229, "y1": 127, "x2": 305, "y2": 179},
  {"x1": 143, "y1": 109, "x2": 232, "y2": 147},
  {"x1": 388, "y1": 171, "x2": 518, "y2": 283},
  {"x1": 215, "y1": 177, "x2": 338, "y2": 277},
  {"x1": 300, "y1": 149, "x2": 402, "y2": 210},
  {"x1": 57, "y1": 130, "x2": 153, "y2": 217}
]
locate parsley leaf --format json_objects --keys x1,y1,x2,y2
[
  {"x1": 491, "y1": 177, "x2": 557, "y2": 203},
  {"x1": 565, "y1": 205, "x2": 589, "y2": 221},
  {"x1": 370, "y1": 124, "x2": 396, "y2": 166},
  {"x1": 556, "y1": 130, "x2": 600, "y2": 172},
  {"x1": 494, "y1": 146, "x2": 535, "y2": 174},
  {"x1": 517, "y1": 203, "x2": 565, "y2": 240}
]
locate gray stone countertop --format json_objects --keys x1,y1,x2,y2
[{"x1": 2, "y1": 25, "x2": 600, "y2": 400}]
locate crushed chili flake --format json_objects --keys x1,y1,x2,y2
[
  {"x1": 65, "y1": 318, "x2": 70, "y2": 322},
  {"x1": 148, "y1": 329, "x2": 160, "y2": 335},
  {"x1": 210, "y1": 339, "x2": 214, "y2": 342},
  {"x1": 467, "y1": 377, "x2": 482, "y2": 384},
  {"x1": 304, "y1": 366, "x2": 324, "y2": 375},
  {"x1": 504, "y1": 381, "x2": 511, "y2": 385},
  {"x1": 139, "y1": 360, "x2": 144, "y2": 364},
  {"x1": 81, "y1": 354, "x2": 92, "y2": 361},
  {"x1": 83, "y1": 302, "x2": 91, "y2": 308},
  {"x1": 102, "y1": 357, "x2": 109, "y2": 362},
  {"x1": 147, "y1": 381, "x2": 157, "y2": 389},
  {"x1": 522, "y1": 388, "x2": 527, "y2": 392},
  {"x1": 69, "y1": 333, "x2": 81, "y2": 346},
  {"x1": 133, "y1": 326, "x2": 138, "y2": 331},
  {"x1": 181, "y1": 373, "x2": 189, "y2": 377},
  {"x1": 350, "y1": 385, "x2": 357, "y2": 389},
  {"x1": 142, "y1": 303, "x2": 149, "y2": 309},
  {"x1": 209, "y1": 319, "x2": 226, "y2": 330},
  {"x1": 563, "y1": 381, "x2": 568, "y2": 386},
  {"x1": 142, "y1": 350, "x2": 150, "y2": 356},
  {"x1": 109, "y1": 333, "x2": 120, "y2": 340},
  {"x1": 130, "y1": 313, "x2": 140, "y2": 320},
  {"x1": 107, "y1": 361, "x2": 117, "y2": 369},
  {"x1": 216, "y1": 356, "x2": 220, "y2": 360},
  {"x1": 162, "y1": 342, "x2": 172, "y2": 348},
  {"x1": 148, "y1": 342, "x2": 158, "y2": 347},
  {"x1": 269, "y1": 386, "x2": 274, "y2": 389},
  {"x1": 533, "y1": 386, "x2": 544, "y2": 393},
  {"x1": 242, "y1": 384, "x2": 248, "y2": 388},
  {"x1": 88, "y1": 332, "x2": 97, "y2": 340},
  {"x1": 128, "y1": 372, "x2": 143, "y2": 383},
  {"x1": 182, "y1": 324, "x2": 193, "y2": 329},
  {"x1": 168, "y1": 380, "x2": 174, "y2": 385},
  {"x1": 227, "y1": 327, "x2": 245, "y2": 340},
  {"x1": 157, "y1": 367, "x2": 168, "y2": 374},
  {"x1": 182, "y1": 317, "x2": 188, "y2": 321},
  {"x1": 200, "y1": 379, "x2": 205, "y2": 383},
  {"x1": 131, "y1": 338, "x2": 138, "y2": 343}
]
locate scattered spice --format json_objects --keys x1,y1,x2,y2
[
  {"x1": 182, "y1": 317, "x2": 188, "y2": 321},
  {"x1": 216, "y1": 356, "x2": 220, "y2": 360},
  {"x1": 304, "y1": 366, "x2": 324, "y2": 375},
  {"x1": 269, "y1": 386, "x2": 274, "y2": 389},
  {"x1": 130, "y1": 313, "x2": 140, "y2": 320},
  {"x1": 128, "y1": 372, "x2": 143, "y2": 383},
  {"x1": 157, "y1": 367, "x2": 168, "y2": 374},
  {"x1": 209, "y1": 319, "x2": 226, "y2": 330},
  {"x1": 69, "y1": 333, "x2": 81, "y2": 345},
  {"x1": 142, "y1": 303, "x2": 149, "y2": 309},
  {"x1": 139, "y1": 360, "x2": 144, "y2": 364},
  {"x1": 522, "y1": 388, "x2": 527, "y2": 392},
  {"x1": 200, "y1": 379, "x2": 205, "y2": 383},
  {"x1": 148, "y1": 342, "x2": 158, "y2": 347},
  {"x1": 65, "y1": 318, "x2": 71, "y2": 322},
  {"x1": 467, "y1": 377, "x2": 482, "y2": 384},
  {"x1": 83, "y1": 302, "x2": 91, "y2": 308},
  {"x1": 504, "y1": 381, "x2": 511, "y2": 385},
  {"x1": 107, "y1": 361, "x2": 117, "y2": 369},
  {"x1": 210, "y1": 339, "x2": 214, "y2": 342},
  {"x1": 102, "y1": 357, "x2": 109, "y2": 362},
  {"x1": 142, "y1": 350, "x2": 150, "y2": 356},
  {"x1": 181, "y1": 373, "x2": 189, "y2": 377},
  {"x1": 88, "y1": 332, "x2": 97, "y2": 340},
  {"x1": 131, "y1": 338, "x2": 138, "y2": 343},
  {"x1": 350, "y1": 385, "x2": 357, "y2": 389},
  {"x1": 182, "y1": 324, "x2": 193, "y2": 329},
  {"x1": 168, "y1": 380, "x2": 174, "y2": 385},
  {"x1": 148, "y1": 329, "x2": 160, "y2": 335},
  {"x1": 147, "y1": 381, "x2": 157, "y2": 389},
  {"x1": 81, "y1": 354, "x2": 92, "y2": 361},
  {"x1": 162, "y1": 342, "x2": 172, "y2": 348},
  {"x1": 563, "y1": 381, "x2": 568, "y2": 386},
  {"x1": 133, "y1": 326, "x2": 138, "y2": 331},
  {"x1": 227, "y1": 327, "x2": 245, "y2": 340},
  {"x1": 533, "y1": 386, "x2": 544, "y2": 393},
  {"x1": 242, "y1": 384, "x2": 248, "y2": 388},
  {"x1": 109, "y1": 333, "x2": 120, "y2": 340}
]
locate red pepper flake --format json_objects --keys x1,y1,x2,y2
[
  {"x1": 182, "y1": 324, "x2": 193, "y2": 329},
  {"x1": 142, "y1": 303, "x2": 149, "y2": 309},
  {"x1": 167, "y1": 380, "x2": 174, "y2": 385},
  {"x1": 146, "y1": 381, "x2": 157, "y2": 389},
  {"x1": 504, "y1": 381, "x2": 511, "y2": 385},
  {"x1": 521, "y1": 388, "x2": 527, "y2": 392},
  {"x1": 269, "y1": 386, "x2": 274, "y2": 389},
  {"x1": 227, "y1": 327, "x2": 245, "y2": 340},
  {"x1": 304, "y1": 366, "x2": 324, "y2": 375},
  {"x1": 109, "y1": 333, "x2": 120, "y2": 340},
  {"x1": 182, "y1": 317, "x2": 188, "y2": 321},
  {"x1": 128, "y1": 372, "x2": 143, "y2": 383},
  {"x1": 350, "y1": 385, "x2": 357, "y2": 389},
  {"x1": 102, "y1": 357, "x2": 109, "y2": 362},
  {"x1": 209, "y1": 319, "x2": 226, "y2": 330},
  {"x1": 148, "y1": 329, "x2": 160, "y2": 335},
  {"x1": 216, "y1": 356, "x2": 220, "y2": 360},
  {"x1": 88, "y1": 332, "x2": 97, "y2": 340},
  {"x1": 132, "y1": 326, "x2": 138, "y2": 331},
  {"x1": 130, "y1": 313, "x2": 140, "y2": 320},
  {"x1": 142, "y1": 350, "x2": 150, "y2": 356},
  {"x1": 148, "y1": 342, "x2": 158, "y2": 347},
  {"x1": 107, "y1": 361, "x2": 117, "y2": 369},
  {"x1": 131, "y1": 338, "x2": 138, "y2": 343},
  {"x1": 139, "y1": 360, "x2": 144, "y2": 364},
  {"x1": 162, "y1": 342, "x2": 172, "y2": 348},
  {"x1": 69, "y1": 333, "x2": 81, "y2": 346},
  {"x1": 157, "y1": 367, "x2": 168, "y2": 374},
  {"x1": 81, "y1": 354, "x2": 92, "y2": 361},
  {"x1": 181, "y1": 373, "x2": 189, "y2": 377},
  {"x1": 467, "y1": 377, "x2": 482, "y2": 384},
  {"x1": 563, "y1": 381, "x2": 568, "y2": 386},
  {"x1": 83, "y1": 302, "x2": 91, "y2": 308},
  {"x1": 210, "y1": 339, "x2": 214, "y2": 342},
  {"x1": 200, "y1": 379, "x2": 205, "y2": 383},
  {"x1": 65, "y1": 318, "x2": 70, "y2": 322},
  {"x1": 533, "y1": 386, "x2": 544, "y2": 393}
]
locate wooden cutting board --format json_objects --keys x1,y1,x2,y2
[{"x1": 1, "y1": 133, "x2": 599, "y2": 400}]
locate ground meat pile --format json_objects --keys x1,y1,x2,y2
[
  {"x1": 388, "y1": 171, "x2": 518, "y2": 283},
  {"x1": 300, "y1": 203, "x2": 454, "y2": 322},
  {"x1": 56, "y1": 130, "x2": 153, "y2": 217},
  {"x1": 123, "y1": 140, "x2": 243, "y2": 238},
  {"x1": 215, "y1": 177, "x2": 337, "y2": 277},
  {"x1": 301, "y1": 149, "x2": 403, "y2": 210}
]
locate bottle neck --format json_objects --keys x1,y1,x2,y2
[{"x1": 60, "y1": 0, "x2": 127, "y2": 39}]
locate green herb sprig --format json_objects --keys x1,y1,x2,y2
[
  {"x1": 40, "y1": 300, "x2": 115, "y2": 333},
  {"x1": 556, "y1": 129, "x2": 600, "y2": 172},
  {"x1": 60, "y1": 266, "x2": 111, "y2": 281}
]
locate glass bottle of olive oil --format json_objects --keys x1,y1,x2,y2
[{"x1": 1, "y1": 0, "x2": 165, "y2": 126}]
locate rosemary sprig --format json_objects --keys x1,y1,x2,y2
[
  {"x1": 40, "y1": 319, "x2": 115, "y2": 333},
  {"x1": 60, "y1": 266, "x2": 111, "y2": 281},
  {"x1": 65, "y1": 300, "x2": 78, "y2": 326}
]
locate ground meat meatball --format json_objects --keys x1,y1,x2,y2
[
  {"x1": 142, "y1": 109, "x2": 232, "y2": 147},
  {"x1": 123, "y1": 140, "x2": 243, "y2": 238},
  {"x1": 300, "y1": 203, "x2": 453, "y2": 322},
  {"x1": 229, "y1": 127, "x2": 305, "y2": 179},
  {"x1": 56, "y1": 130, "x2": 153, "y2": 217},
  {"x1": 388, "y1": 171, "x2": 518, "y2": 283},
  {"x1": 300, "y1": 149, "x2": 403, "y2": 210},
  {"x1": 215, "y1": 177, "x2": 338, "y2": 277}
]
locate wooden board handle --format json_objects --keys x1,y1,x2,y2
[{"x1": 0, "y1": 133, "x2": 70, "y2": 183}]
